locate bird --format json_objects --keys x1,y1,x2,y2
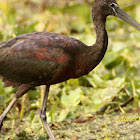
[{"x1": 0, "y1": 0, "x2": 140, "y2": 140}]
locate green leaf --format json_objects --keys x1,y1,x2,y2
[
  {"x1": 57, "y1": 109, "x2": 70, "y2": 122},
  {"x1": 102, "y1": 51, "x2": 116, "y2": 66},
  {"x1": 102, "y1": 73, "x2": 114, "y2": 80},
  {"x1": 61, "y1": 87, "x2": 82, "y2": 108},
  {"x1": 29, "y1": 110, "x2": 35, "y2": 122},
  {"x1": 0, "y1": 80, "x2": 5, "y2": 95},
  {"x1": 48, "y1": 100, "x2": 59, "y2": 122},
  {"x1": 134, "y1": 79, "x2": 140, "y2": 88},
  {"x1": 105, "y1": 56, "x2": 124, "y2": 69},
  {"x1": 28, "y1": 90, "x2": 40, "y2": 100},
  {"x1": 125, "y1": 66, "x2": 138, "y2": 82},
  {"x1": 86, "y1": 77, "x2": 97, "y2": 88},
  {"x1": 66, "y1": 79, "x2": 79, "y2": 88},
  {"x1": 92, "y1": 74, "x2": 109, "y2": 88}
]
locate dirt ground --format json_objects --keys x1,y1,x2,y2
[{"x1": 0, "y1": 113, "x2": 140, "y2": 140}]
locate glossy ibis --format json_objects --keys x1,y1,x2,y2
[{"x1": 0, "y1": 0, "x2": 140, "y2": 140}]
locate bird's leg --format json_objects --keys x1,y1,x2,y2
[
  {"x1": 0, "y1": 84, "x2": 33, "y2": 131},
  {"x1": 40, "y1": 86, "x2": 56, "y2": 140},
  {"x1": 0, "y1": 97, "x2": 18, "y2": 130}
]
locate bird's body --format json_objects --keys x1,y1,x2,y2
[
  {"x1": 0, "y1": 0, "x2": 140, "y2": 140},
  {"x1": 0, "y1": 30, "x2": 107, "y2": 87}
]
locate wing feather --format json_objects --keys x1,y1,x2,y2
[{"x1": 0, "y1": 32, "x2": 80, "y2": 85}]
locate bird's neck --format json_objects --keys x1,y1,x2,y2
[
  {"x1": 88, "y1": 14, "x2": 108, "y2": 69},
  {"x1": 93, "y1": 14, "x2": 108, "y2": 50},
  {"x1": 74, "y1": 14, "x2": 109, "y2": 77}
]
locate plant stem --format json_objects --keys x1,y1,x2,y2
[{"x1": 131, "y1": 80, "x2": 136, "y2": 97}]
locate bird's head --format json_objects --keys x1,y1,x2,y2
[{"x1": 92, "y1": 0, "x2": 140, "y2": 31}]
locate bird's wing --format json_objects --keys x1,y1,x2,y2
[{"x1": 0, "y1": 32, "x2": 80, "y2": 86}]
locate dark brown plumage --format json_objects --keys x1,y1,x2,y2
[
  {"x1": 0, "y1": 0, "x2": 140, "y2": 140},
  {"x1": 0, "y1": 32, "x2": 98, "y2": 86}
]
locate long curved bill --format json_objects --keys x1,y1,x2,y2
[{"x1": 114, "y1": 5, "x2": 140, "y2": 31}]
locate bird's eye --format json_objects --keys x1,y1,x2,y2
[{"x1": 110, "y1": 3, "x2": 116, "y2": 7}]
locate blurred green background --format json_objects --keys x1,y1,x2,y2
[{"x1": 0, "y1": 0, "x2": 140, "y2": 139}]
